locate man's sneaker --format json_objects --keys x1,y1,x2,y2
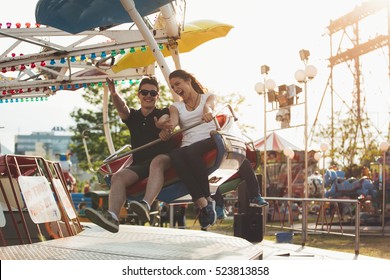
[
  {"x1": 215, "y1": 205, "x2": 227, "y2": 220},
  {"x1": 84, "y1": 208, "x2": 119, "y2": 233},
  {"x1": 129, "y1": 200, "x2": 150, "y2": 225},
  {"x1": 199, "y1": 199, "x2": 216, "y2": 230},
  {"x1": 249, "y1": 196, "x2": 269, "y2": 208}
]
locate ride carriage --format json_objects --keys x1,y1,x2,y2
[
  {"x1": 324, "y1": 169, "x2": 377, "y2": 199},
  {"x1": 96, "y1": 105, "x2": 260, "y2": 205},
  {"x1": 0, "y1": 154, "x2": 83, "y2": 245}
]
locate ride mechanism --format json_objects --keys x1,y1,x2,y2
[{"x1": 0, "y1": 0, "x2": 264, "y2": 246}]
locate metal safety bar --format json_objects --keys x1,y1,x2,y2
[{"x1": 102, "y1": 104, "x2": 238, "y2": 165}]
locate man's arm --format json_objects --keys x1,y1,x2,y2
[{"x1": 106, "y1": 78, "x2": 131, "y2": 120}]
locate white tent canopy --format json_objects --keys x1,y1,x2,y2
[{"x1": 254, "y1": 132, "x2": 302, "y2": 152}]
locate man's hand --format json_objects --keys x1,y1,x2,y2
[
  {"x1": 159, "y1": 129, "x2": 171, "y2": 141},
  {"x1": 154, "y1": 115, "x2": 174, "y2": 130},
  {"x1": 106, "y1": 78, "x2": 116, "y2": 94},
  {"x1": 155, "y1": 115, "x2": 175, "y2": 141}
]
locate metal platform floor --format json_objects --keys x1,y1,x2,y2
[
  {"x1": 1, "y1": 222, "x2": 386, "y2": 260},
  {"x1": 0, "y1": 223, "x2": 263, "y2": 260}
]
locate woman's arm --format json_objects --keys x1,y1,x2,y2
[
  {"x1": 203, "y1": 93, "x2": 216, "y2": 122},
  {"x1": 168, "y1": 105, "x2": 180, "y2": 128}
]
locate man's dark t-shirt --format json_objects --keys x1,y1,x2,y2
[{"x1": 123, "y1": 108, "x2": 172, "y2": 164}]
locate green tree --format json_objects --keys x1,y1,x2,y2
[
  {"x1": 313, "y1": 110, "x2": 382, "y2": 177},
  {"x1": 69, "y1": 81, "x2": 173, "y2": 174}
]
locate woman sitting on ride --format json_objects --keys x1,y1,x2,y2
[{"x1": 159, "y1": 69, "x2": 267, "y2": 230}]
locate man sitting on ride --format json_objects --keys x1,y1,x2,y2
[{"x1": 85, "y1": 77, "x2": 173, "y2": 233}]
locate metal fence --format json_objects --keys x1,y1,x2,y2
[{"x1": 263, "y1": 197, "x2": 361, "y2": 254}]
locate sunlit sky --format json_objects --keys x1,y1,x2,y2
[{"x1": 1, "y1": 0, "x2": 389, "y2": 153}]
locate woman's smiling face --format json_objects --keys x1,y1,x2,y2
[{"x1": 170, "y1": 76, "x2": 191, "y2": 98}]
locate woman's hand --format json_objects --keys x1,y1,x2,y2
[{"x1": 202, "y1": 105, "x2": 214, "y2": 122}]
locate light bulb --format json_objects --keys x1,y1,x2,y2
[
  {"x1": 306, "y1": 65, "x2": 317, "y2": 80},
  {"x1": 255, "y1": 82, "x2": 265, "y2": 94},
  {"x1": 294, "y1": 69, "x2": 306, "y2": 83},
  {"x1": 265, "y1": 79, "x2": 276, "y2": 90}
]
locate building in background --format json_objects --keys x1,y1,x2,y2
[
  {"x1": 15, "y1": 126, "x2": 72, "y2": 159},
  {"x1": 13, "y1": 126, "x2": 92, "y2": 187}
]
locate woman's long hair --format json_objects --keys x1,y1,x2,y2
[{"x1": 169, "y1": 69, "x2": 207, "y2": 94}]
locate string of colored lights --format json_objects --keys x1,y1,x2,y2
[
  {"x1": 0, "y1": 79, "x2": 141, "y2": 104},
  {"x1": 1, "y1": 22, "x2": 163, "y2": 103}
]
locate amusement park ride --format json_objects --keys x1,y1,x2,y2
[
  {"x1": 0, "y1": 0, "x2": 389, "y2": 260},
  {"x1": 0, "y1": 0, "x2": 266, "y2": 259}
]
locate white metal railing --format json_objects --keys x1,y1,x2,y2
[{"x1": 264, "y1": 197, "x2": 361, "y2": 254}]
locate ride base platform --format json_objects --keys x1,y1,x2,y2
[
  {"x1": 1, "y1": 222, "x2": 384, "y2": 260},
  {"x1": 0, "y1": 223, "x2": 263, "y2": 260}
]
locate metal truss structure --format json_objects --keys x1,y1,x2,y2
[
  {"x1": 312, "y1": 0, "x2": 389, "y2": 162},
  {"x1": 0, "y1": 0, "x2": 185, "y2": 101}
]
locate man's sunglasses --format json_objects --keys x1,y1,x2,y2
[{"x1": 139, "y1": 89, "x2": 158, "y2": 97}]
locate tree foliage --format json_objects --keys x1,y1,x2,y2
[{"x1": 313, "y1": 110, "x2": 382, "y2": 178}]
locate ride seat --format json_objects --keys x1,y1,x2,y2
[
  {"x1": 99, "y1": 114, "x2": 255, "y2": 203},
  {"x1": 124, "y1": 115, "x2": 227, "y2": 201}
]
